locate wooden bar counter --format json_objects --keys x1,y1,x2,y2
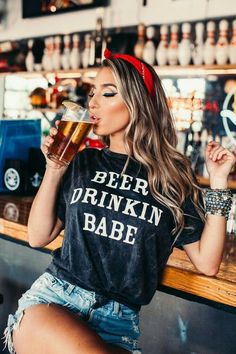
[{"x1": 0, "y1": 194, "x2": 235, "y2": 311}]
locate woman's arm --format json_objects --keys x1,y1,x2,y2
[
  {"x1": 184, "y1": 141, "x2": 236, "y2": 276},
  {"x1": 27, "y1": 124, "x2": 67, "y2": 248},
  {"x1": 184, "y1": 216, "x2": 226, "y2": 276},
  {"x1": 27, "y1": 166, "x2": 65, "y2": 248}
]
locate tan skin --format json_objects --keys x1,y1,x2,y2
[
  {"x1": 13, "y1": 305, "x2": 129, "y2": 354},
  {"x1": 13, "y1": 67, "x2": 236, "y2": 353}
]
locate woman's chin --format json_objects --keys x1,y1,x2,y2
[{"x1": 93, "y1": 126, "x2": 106, "y2": 136}]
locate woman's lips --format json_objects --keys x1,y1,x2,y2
[{"x1": 90, "y1": 115, "x2": 100, "y2": 124}]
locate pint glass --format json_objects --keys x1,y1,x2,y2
[{"x1": 47, "y1": 101, "x2": 93, "y2": 166}]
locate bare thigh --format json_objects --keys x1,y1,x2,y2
[{"x1": 13, "y1": 304, "x2": 130, "y2": 354}]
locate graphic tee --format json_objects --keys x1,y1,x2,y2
[{"x1": 46, "y1": 148, "x2": 204, "y2": 309}]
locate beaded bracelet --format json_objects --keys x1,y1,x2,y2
[{"x1": 204, "y1": 188, "x2": 233, "y2": 220}]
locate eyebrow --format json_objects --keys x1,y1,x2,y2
[{"x1": 91, "y1": 83, "x2": 117, "y2": 89}]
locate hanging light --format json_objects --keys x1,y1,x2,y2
[{"x1": 49, "y1": 5, "x2": 57, "y2": 12}]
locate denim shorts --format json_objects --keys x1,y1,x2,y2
[{"x1": 4, "y1": 272, "x2": 142, "y2": 354}]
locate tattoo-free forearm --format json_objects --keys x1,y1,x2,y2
[
  {"x1": 199, "y1": 215, "x2": 226, "y2": 274},
  {"x1": 27, "y1": 167, "x2": 65, "y2": 247}
]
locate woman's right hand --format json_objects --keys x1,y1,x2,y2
[{"x1": 41, "y1": 120, "x2": 67, "y2": 171}]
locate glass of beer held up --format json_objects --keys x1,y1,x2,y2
[{"x1": 47, "y1": 101, "x2": 93, "y2": 166}]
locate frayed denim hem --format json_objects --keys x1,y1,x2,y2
[
  {"x1": 2, "y1": 272, "x2": 143, "y2": 353},
  {"x1": 3, "y1": 311, "x2": 24, "y2": 354}
]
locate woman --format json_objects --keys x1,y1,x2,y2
[{"x1": 4, "y1": 49, "x2": 235, "y2": 354}]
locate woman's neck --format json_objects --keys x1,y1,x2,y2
[
  {"x1": 108, "y1": 145, "x2": 127, "y2": 154},
  {"x1": 108, "y1": 137, "x2": 128, "y2": 155}
]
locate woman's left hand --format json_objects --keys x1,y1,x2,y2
[{"x1": 205, "y1": 141, "x2": 236, "y2": 185}]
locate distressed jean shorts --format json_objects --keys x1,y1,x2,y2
[{"x1": 4, "y1": 272, "x2": 142, "y2": 354}]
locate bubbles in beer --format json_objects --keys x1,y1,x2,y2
[{"x1": 47, "y1": 120, "x2": 93, "y2": 166}]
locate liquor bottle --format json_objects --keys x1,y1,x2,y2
[
  {"x1": 134, "y1": 23, "x2": 145, "y2": 59},
  {"x1": 156, "y1": 25, "x2": 168, "y2": 66},
  {"x1": 101, "y1": 30, "x2": 109, "y2": 62},
  {"x1": 167, "y1": 24, "x2": 179, "y2": 66},
  {"x1": 94, "y1": 17, "x2": 104, "y2": 66},
  {"x1": 89, "y1": 31, "x2": 96, "y2": 67},
  {"x1": 216, "y1": 19, "x2": 229, "y2": 65},
  {"x1": 143, "y1": 26, "x2": 156, "y2": 65},
  {"x1": 41, "y1": 0, "x2": 48, "y2": 12}
]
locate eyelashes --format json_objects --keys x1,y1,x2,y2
[
  {"x1": 88, "y1": 92, "x2": 118, "y2": 98},
  {"x1": 103, "y1": 93, "x2": 118, "y2": 97}
]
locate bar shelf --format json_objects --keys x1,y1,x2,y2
[{"x1": 0, "y1": 63, "x2": 236, "y2": 79}]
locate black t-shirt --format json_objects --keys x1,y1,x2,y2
[{"x1": 46, "y1": 148, "x2": 204, "y2": 309}]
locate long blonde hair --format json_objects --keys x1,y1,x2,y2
[{"x1": 102, "y1": 58, "x2": 205, "y2": 237}]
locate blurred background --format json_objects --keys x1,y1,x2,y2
[{"x1": 0, "y1": 1, "x2": 236, "y2": 353}]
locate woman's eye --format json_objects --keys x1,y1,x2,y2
[
  {"x1": 88, "y1": 92, "x2": 117, "y2": 98},
  {"x1": 103, "y1": 92, "x2": 117, "y2": 97}
]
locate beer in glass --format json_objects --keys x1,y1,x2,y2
[{"x1": 47, "y1": 101, "x2": 93, "y2": 166}]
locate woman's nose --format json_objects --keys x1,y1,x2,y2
[{"x1": 88, "y1": 95, "x2": 98, "y2": 109}]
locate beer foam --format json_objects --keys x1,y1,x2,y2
[
  {"x1": 62, "y1": 100, "x2": 90, "y2": 122},
  {"x1": 62, "y1": 100, "x2": 81, "y2": 112}
]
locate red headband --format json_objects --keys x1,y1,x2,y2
[{"x1": 104, "y1": 48, "x2": 155, "y2": 97}]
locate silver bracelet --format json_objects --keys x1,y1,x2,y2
[{"x1": 204, "y1": 188, "x2": 233, "y2": 220}]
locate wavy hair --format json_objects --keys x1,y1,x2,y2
[{"x1": 101, "y1": 57, "x2": 205, "y2": 237}]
